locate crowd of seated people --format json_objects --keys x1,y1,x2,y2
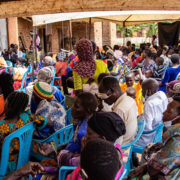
[{"x1": 0, "y1": 39, "x2": 180, "y2": 180}]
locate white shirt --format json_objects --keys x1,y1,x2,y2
[{"x1": 136, "y1": 91, "x2": 168, "y2": 147}]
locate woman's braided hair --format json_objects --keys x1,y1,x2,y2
[
  {"x1": 5, "y1": 92, "x2": 29, "y2": 119},
  {"x1": 0, "y1": 72, "x2": 14, "y2": 99}
]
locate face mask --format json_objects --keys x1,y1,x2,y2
[
  {"x1": 144, "y1": 90, "x2": 149, "y2": 100},
  {"x1": 97, "y1": 93, "x2": 110, "y2": 100},
  {"x1": 164, "y1": 115, "x2": 180, "y2": 128}
]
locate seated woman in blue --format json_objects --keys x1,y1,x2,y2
[
  {"x1": 0, "y1": 92, "x2": 47, "y2": 175},
  {"x1": 57, "y1": 92, "x2": 98, "y2": 167},
  {"x1": 159, "y1": 54, "x2": 180, "y2": 93}
]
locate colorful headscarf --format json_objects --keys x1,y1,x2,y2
[
  {"x1": 57, "y1": 51, "x2": 66, "y2": 61},
  {"x1": 33, "y1": 82, "x2": 53, "y2": 100},
  {"x1": 73, "y1": 39, "x2": 96, "y2": 78}
]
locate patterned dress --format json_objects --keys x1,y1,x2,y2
[{"x1": 0, "y1": 110, "x2": 47, "y2": 174}]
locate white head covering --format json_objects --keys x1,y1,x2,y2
[
  {"x1": 114, "y1": 50, "x2": 123, "y2": 59},
  {"x1": 44, "y1": 56, "x2": 53, "y2": 65},
  {"x1": 37, "y1": 66, "x2": 54, "y2": 84}
]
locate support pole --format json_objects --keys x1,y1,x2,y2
[
  {"x1": 85, "y1": 22, "x2": 87, "y2": 39},
  {"x1": 123, "y1": 22, "x2": 126, "y2": 46},
  {"x1": 32, "y1": 26, "x2": 36, "y2": 81},
  {"x1": 69, "y1": 20, "x2": 72, "y2": 51},
  {"x1": 62, "y1": 21, "x2": 64, "y2": 49},
  {"x1": 89, "y1": 18, "x2": 92, "y2": 40}
]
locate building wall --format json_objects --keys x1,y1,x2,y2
[
  {"x1": 102, "y1": 21, "x2": 117, "y2": 47},
  {"x1": 7, "y1": 17, "x2": 19, "y2": 46},
  {"x1": 10, "y1": 19, "x2": 116, "y2": 53},
  {"x1": 0, "y1": 18, "x2": 8, "y2": 54},
  {"x1": 94, "y1": 22, "x2": 102, "y2": 48},
  {"x1": 18, "y1": 18, "x2": 33, "y2": 49}
]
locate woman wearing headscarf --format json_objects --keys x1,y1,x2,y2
[
  {"x1": 26, "y1": 66, "x2": 64, "y2": 113},
  {"x1": 73, "y1": 39, "x2": 108, "y2": 95},
  {"x1": 66, "y1": 111, "x2": 126, "y2": 180},
  {"x1": 55, "y1": 51, "x2": 68, "y2": 77}
]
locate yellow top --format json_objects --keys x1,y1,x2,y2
[
  {"x1": 120, "y1": 82, "x2": 143, "y2": 115},
  {"x1": 73, "y1": 60, "x2": 109, "y2": 90}
]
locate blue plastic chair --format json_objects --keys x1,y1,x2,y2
[
  {"x1": 132, "y1": 123, "x2": 164, "y2": 154},
  {"x1": 119, "y1": 168, "x2": 127, "y2": 180},
  {"x1": 66, "y1": 108, "x2": 72, "y2": 126},
  {"x1": 0, "y1": 122, "x2": 34, "y2": 179},
  {"x1": 6, "y1": 61, "x2": 13, "y2": 67},
  {"x1": 52, "y1": 69, "x2": 62, "y2": 89},
  {"x1": 31, "y1": 124, "x2": 74, "y2": 161},
  {"x1": 59, "y1": 165, "x2": 127, "y2": 180},
  {"x1": 120, "y1": 120, "x2": 145, "y2": 176},
  {"x1": 59, "y1": 166, "x2": 76, "y2": 180}
]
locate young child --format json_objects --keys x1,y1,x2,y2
[
  {"x1": 145, "y1": 70, "x2": 153, "y2": 79},
  {"x1": 120, "y1": 70, "x2": 143, "y2": 115},
  {"x1": 126, "y1": 87, "x2": 136, "y2": 99},
  {"x1": 153, "y1": 57, "x2": 166, "y2": 82}
]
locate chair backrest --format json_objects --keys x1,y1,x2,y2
[
  {"x1": 65, "y1": 108, "x2": 72, "y2": 126},
  {"x1": 0, "y1": 122, "x2": 34, "y2": 177},
  {"x1": 33, "y1": 124, "x2": 74, "y2": 148},
  {"x1": 6, "y1": 61, "x2": 13, "y2": 67},
  {"x1": 51, "y1": 68, "x2": 57, "y2": 86},
  {"x1": 118, "y1": 169, "x2": 127, "y2": 180},
  {"x1": 143, "y1": 123, "x2": 164, "y2": 143},
  {"x1": 121, "y1": 120, "x2": 145, "y2": 149}
]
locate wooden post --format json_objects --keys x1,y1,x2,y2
[
  {"x1": 62, "y1": 21, "x2": 64, "y2": 49},
  {"x1": 123, "y1": 22, "x2": 126, "y2": 46},
  {"x1": 89, "y1": 18, "x2": 92, "y2": 40},
  {"x1": 85, "y1": 22, "x2": 87, "y2": 39},
  {"x1": 32, "y1": 26, "x2": 36, "y2": 81},
  {"x1": 69, "y1": 20, "x2": 72, "y2": 51}
]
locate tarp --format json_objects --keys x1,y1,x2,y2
[
  {"x1": 32, "y1": 11, "x2": 180, "y2": 27},
  {"x1": 0, "y1": 0, "x2": 180, "y2": 18},
  {"x1": 158, "y1": 22, "x2": 180, "y2": 46}
]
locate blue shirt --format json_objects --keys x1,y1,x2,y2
[
  {"x1": 65, "y1": 119, "x2": 88, "y2": 153},
  {"x1": 159, "y1": 65, "x2": 180, "y2": 93}
]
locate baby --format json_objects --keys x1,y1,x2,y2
[{"x1": 126, "y1": 87, "x2": 136, "y2": 99}]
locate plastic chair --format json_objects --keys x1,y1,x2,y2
[
  {"x1": 119, "y1": 168, "x2": 127, "y2": 180},
  {"x1": 31, "y1": 124, "x2": 74, "y2": 161},
  {"x1": 0, "y1": 122, "x2": 34, "y2": 179},
  {"x1": 120, "y1": 120, "x2": 145, "y2": 176},
  {"x1": 65, "y1": 108, "x2": 72, "y2": 126},
  {"x1": 6, "y1": 61, "x2": 13, "y2": 67},
  {"x1": 132, "y1": 123, "x2": 164, "y2": 154},
  {"x1": 59, "y1": 165, "x2": 128, "y2": 180},
  {"x1": 51, "y1": 68, "x2": 62, "y2": 89},
  {"x1": 59, "y1": 166, "x2": 76, "y2": 180}
]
